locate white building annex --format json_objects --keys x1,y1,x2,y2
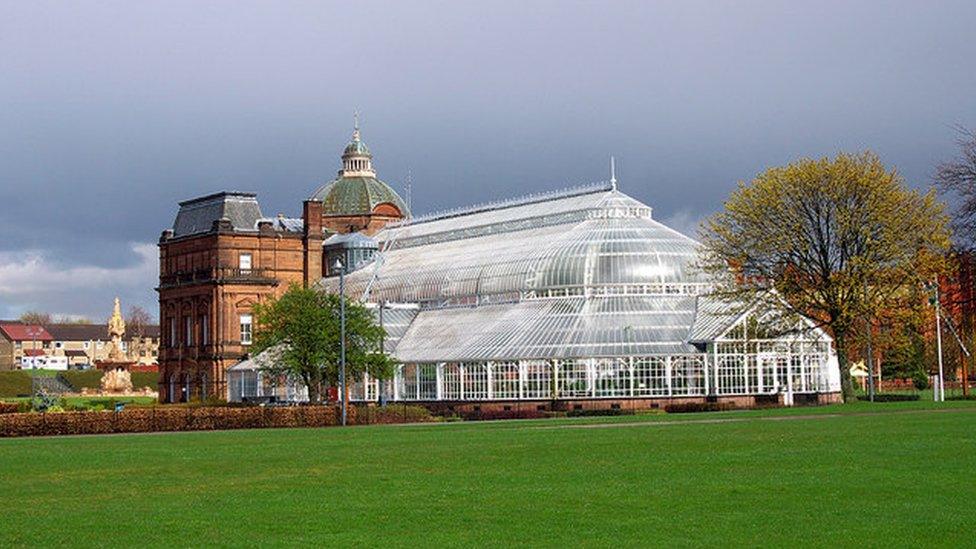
[{"x1": 230, "y1": 177, "x2": 842, "y2": 408}]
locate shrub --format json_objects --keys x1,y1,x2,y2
[
  {"x1": 0, "y1": 405, "x2": 345, "y2": 438},
  {"x1": 354, "y1": 405, "x2": 433, "y2": 424},
  {"x1": 0, "y1": 372, "x2": 33, "y2": 398},
  {"x1": 460, "y1": 409, "x2": 547, "y2": 421},
  {"x1": 129, "y1": 372, "x2": 158, "y2": 389},
  {"x1": 857, "y1": 393, "x2": 920, "y2": 402},
  {"x1": 0, "y1": 402, "x2": 21, "y2": 414},
  {"x1": 912, "y1": 371, "x2": 930, "y2": 391},
  {"x1": 566, "y1": 408, "x2": 636, "y2": 417},
  {"x1": 665, "y1": 402, "x2": 737, "y2": 414},
  {"x1": 945, "y1": 394, "x2": 976, "y2": 401},
  {"x1": 59, "y1": 370, "x2": 103, "y2": 391}
]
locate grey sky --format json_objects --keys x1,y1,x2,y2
[{"x1": 1, "y1": 0, "x2": 974, "y2": 320}]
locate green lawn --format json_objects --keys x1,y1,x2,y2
[{"x1": 1, "y1": 401, "x2": 975, "y2": 547}]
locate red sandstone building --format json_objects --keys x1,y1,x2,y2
[{"x1": 157, "y1": 125, "x2": 408, "y2": 401}]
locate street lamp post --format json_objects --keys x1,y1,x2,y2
[
  {"x1": 334, "y1": 258, "x2": 347, "y2": 426},
  {"x1": 926, "y1": 281, "x2": 945, "y2": 402},
  {"x1": 25, "y1": 326, "x2": 42, "y2": 409}
]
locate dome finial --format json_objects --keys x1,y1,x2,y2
[{"x1": 352, "y1": 109, "x2": 361, "y2": 141}]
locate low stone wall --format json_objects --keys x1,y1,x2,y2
[{"x1": 404, "y1": 392, "x2": 843, "y2": 414}]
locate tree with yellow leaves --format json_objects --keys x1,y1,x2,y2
[{"x1": 701, "y1": 152, "x2": 951, "y2": 401}]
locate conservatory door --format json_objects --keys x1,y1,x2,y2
[{"x1": 757, "y1": 354, "x2": 789, "y2": 394}]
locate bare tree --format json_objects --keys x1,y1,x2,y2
[
  {"x1": 18, "y1": 311, "x2": 51, "y2": 325},
  {"x1": 935, "y1": 125, "x2": 976, "y2": 249},
  {"x1": 126, "y1": 305, "x2": 154, "y2": 337},
  {"x1": 52, "y1": 315, "x2": 92, "y2": 324}
]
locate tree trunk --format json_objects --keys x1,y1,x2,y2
[
  {"x1": 834, "y1": 332, "x2": 857, "y2": 402},
  {"x1": 304, "y1": 374, "x2": 321, "y2": 404}
]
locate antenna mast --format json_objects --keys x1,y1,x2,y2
[{"x1": 610, "y1": 156, "x2": 617, "y2": 190}]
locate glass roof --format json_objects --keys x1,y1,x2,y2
[
  {"x1": 391, "y1": 296, "x2": 699, "y2": 362},
  {"x1": 314, "y1": 184, "x2": 737, "y2": 361},
  {"x1": 328, "y1": 185, "x2": 709, "y2": 304}
]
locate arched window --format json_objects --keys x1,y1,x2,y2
[
  {"x1": 168, "y1": 374, "x2": 177, "y2": 403},
  {"x1": 183, "y1": 374, "x2": 191, "y2": 403},
  {"x1": 200, "y1": 372, "x2": 209, "y2": 400}
]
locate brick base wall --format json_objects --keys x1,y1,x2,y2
[{"x1": 399, "y1": 392, "x2": 843, "y2": 414}]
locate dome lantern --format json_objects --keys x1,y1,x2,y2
[{"x1": 340, "y1": 114, "x2": 375, "y2": 177}]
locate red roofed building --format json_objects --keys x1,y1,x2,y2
[{"x1": 0, "y1": 323, "x2": 53, "y2": 370}]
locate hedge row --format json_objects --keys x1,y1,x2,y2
[
  {"x1": 664, "y1": 402, "x2": 737, "y2": 414},
  {"x1": 0, "y1": 371, "x2": 32, "y2": 397},
  {"x1": 857, "y1": 393, "x2": 921, "y2": 402},
  {"x1": 460, "y1": 409, "x2": 547, "y2": 421},
  {"x1": 0, "y1": 402, "x2": 22, "y2": 414},
  {"x1": 57, "y1": 370, "x2": 157, "y2": 391},
  {"x1": 0, "y1": 405, "x2": 350, "y2": 437},
  {"x1": 354, "y1": 405, "x2": 434, "y2": 424},
  {"x1": 58, "y1": 370, "x2": 102, "y2": 390},
  {"x1": 566, "y1": 408, "x2": 637, "y2": 417}
]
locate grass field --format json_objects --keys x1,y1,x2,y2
[{"x1": 1, "y1": 401, "x2": 975, "y2": 547}]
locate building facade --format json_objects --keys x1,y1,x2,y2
[
  {"x1": 158, "y1": 124, "x2": 409, "y2": 401},
  {"x1": 0, "y1": 323, "x2": 53, "y2": 370}
]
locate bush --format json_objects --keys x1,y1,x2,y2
[
  {"x1": 946, "y1": 394, "x2": 976, "y2": 401},
  {"x1": 566, "y1": 408, "x2": 636, "y2": 417},
  {"x1": 857, "y1": 393, "x2": 920, "y2": 402},
  {"x1": 0, "y1": 371, "x2": 32, "y2": 397},
  {"x1": 59, "y1": 370, "x2": 103, "y2": 391},
  {"x1": 460, "y1": 409, "x2": 547, "y2": 421},
  {"x1": 0, "y1": 405, "x2": 347, "y2": 438},
  {"x1": 130, "y1": 372, "x2": 158, "y2": 389},
  {"x1": 354, "y1": 404, "x2": 433, "y2": 425},
  {"x1": 0, "y1": 402, "x2": 21, "y2": 414},
  {"x1": 912, "y1": 371, "x2": 930, "y2": 391},
  {"x1": 665, "y1": 402, "x2": 736, "y2": 414}
]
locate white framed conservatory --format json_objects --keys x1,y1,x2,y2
[{"x1": 229, "y1": 182, "x2": 841, "y2": 406}]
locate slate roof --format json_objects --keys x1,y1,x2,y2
[
  {"x1": 258, "y1": 216, "x2": 304, "y2": 233},
  {"x1": 44, "y1": 324, "x2": 107, "y2": 341},
  {"x1": 172, "y1": 192, "x2": 264, "y2": 237}
]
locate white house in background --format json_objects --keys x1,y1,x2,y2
[{"x1": 20, "y1": 353, "x2": 69, "y2": 370}]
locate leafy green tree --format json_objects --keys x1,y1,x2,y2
[
  {"x1": 701, "y1": 152, "x2": 950, "y2": 401},
  {"x1": 251, "y1": 284, "x2": 395, "y2": 404}
]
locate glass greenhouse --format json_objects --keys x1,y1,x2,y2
[{"x1": 231, "y1": 183, "x2": 840, "y2": 405}]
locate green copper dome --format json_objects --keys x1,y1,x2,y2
[{"x1": 310, "y1": 176, "x2": 409, "y2": 217}]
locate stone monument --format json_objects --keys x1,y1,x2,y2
[{"x1": 97, "y1": 297, "x2": 135, "y2": 393}]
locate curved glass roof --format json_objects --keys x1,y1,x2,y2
[
  {"x1": 309, "y1": 176, "x2": 409, "y2": 217},
  {"x1": 314, "y1": 184, "x2": 830, "y2": 363},
  {"x1": 328, "y1": 185, "x2": 708, "y2": 304}
]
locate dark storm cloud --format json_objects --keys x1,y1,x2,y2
[{"x1": 1, "y1": 0, "x2": 975, "y2": 318}]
